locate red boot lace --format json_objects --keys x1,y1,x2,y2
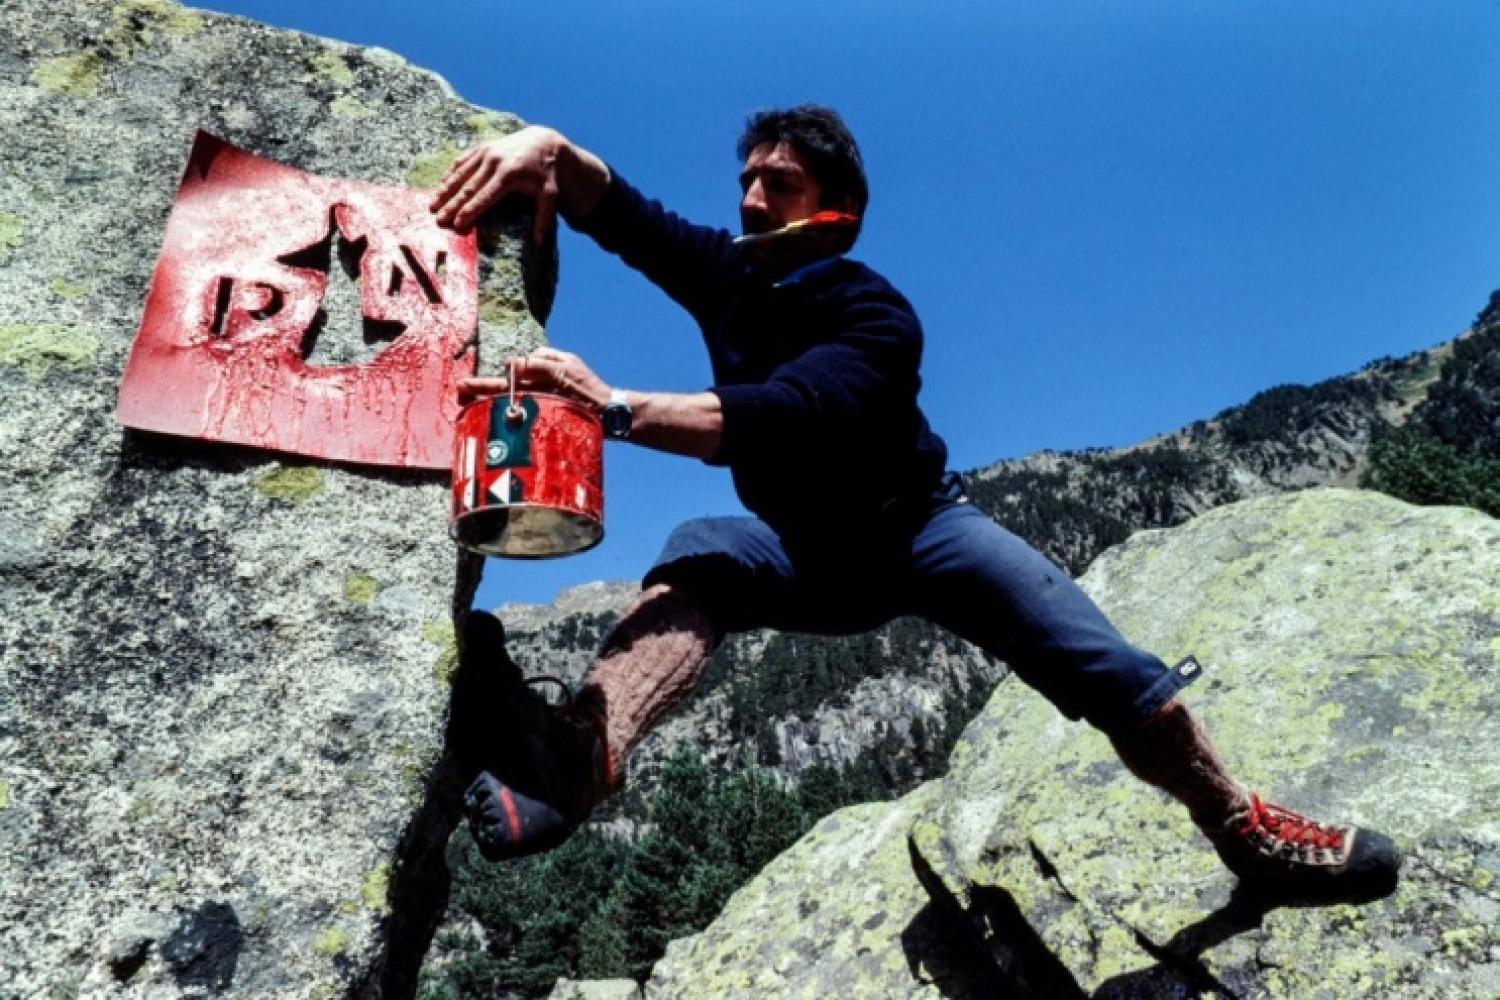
[{"x1": 1238, "y1": 794, "x2": 1345, "y2": 853}]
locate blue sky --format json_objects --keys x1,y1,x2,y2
[{"x1": 207, "y1": 1, "x2": 1500, "y2": 608}]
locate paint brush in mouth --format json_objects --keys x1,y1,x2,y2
[{"x1": 733, "y1": 211, "x2": 859, "y2": 245}]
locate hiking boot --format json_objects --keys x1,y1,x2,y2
[
  {"x1": 453, "y1": 612, "x2": 618, "y2": 861},
  {"x1": 1205, "y1": 793, "x2": 1401, "y2": 902}
]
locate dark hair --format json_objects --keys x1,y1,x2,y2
[{"x1": 737, "y1": 105, "x2": 869, "y2": 222}]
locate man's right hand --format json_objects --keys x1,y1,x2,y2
[{"x1": 429, "y1": 125, "x2": 609, "y2": 242}]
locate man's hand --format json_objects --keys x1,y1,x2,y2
[
  {"x1": 459, "y1": 347, "x2": 612, "y2": 413},
  {"x1": 457, "y1": 349, "x2": 725, "y2": 461},
  {"x1": 429, "y1": 126, "x2": 610, "y2": 242}
]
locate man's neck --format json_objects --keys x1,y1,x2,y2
[{"x1": 743, "y1": 232, "x2": 852, "y2": 282}]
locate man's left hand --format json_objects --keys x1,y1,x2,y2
[{"x1": 458, "y1": 347, "x2": 612, "y2": 412}]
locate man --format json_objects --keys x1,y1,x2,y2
[{"x1": 430, "y1": 106, "x2": 1400, "y2": 900}]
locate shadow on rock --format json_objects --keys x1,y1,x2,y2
[
  {"x1": 904, "y1": 836, "x2": 1383, "y2": 999},
  {"x1": 1093, "y1": 886, "x2": 1270, "y2": 999},
  {"x1": 906, "y1": 838, "x2": 1088, "y2": 999}
]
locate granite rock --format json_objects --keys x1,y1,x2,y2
[
  {"x1": 547, "y1": 979, "x2": 645, "y2": 1000},
  {"x1": 0, "y1": 2, "x2": 550, "y2": 996},
  {"x1": 645, "y1": 490, "x2": 1500, "y2": 999}
]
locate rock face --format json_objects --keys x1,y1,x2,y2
[
  {"x1": 644, "y1": 490, "x2": 1500, "y2": 999},
  {"x1": 0, "y1": 3, "x2": 548, "y2": 997}
]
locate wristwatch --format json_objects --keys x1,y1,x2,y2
[{"x1": 601, "y1": 388, "x2": 633, "y2": 440}]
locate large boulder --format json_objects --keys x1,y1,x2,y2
[
  {"x1": 645, "y1": 489, "x2": 1500, "y2": 998},
  {"x1": 0, "y1": 2, "x2": 548, "y2": 996}
]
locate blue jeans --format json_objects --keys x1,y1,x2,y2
[{"x1": 643, "y1": 474, "x2": 1197, "y2": 733}]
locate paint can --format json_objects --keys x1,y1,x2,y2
[{"x1": 450, "y1": 391, "x2": 603, "y2": 558}]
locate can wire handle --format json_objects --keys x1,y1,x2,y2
[{"x1": 505, "y1": 358, "x2": 524, "y2": 425}]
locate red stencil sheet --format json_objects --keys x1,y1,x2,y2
[{"x1": 117, "y1": 130, "x2": 478, "y2": 469}]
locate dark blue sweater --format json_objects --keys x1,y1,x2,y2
[{"x1": 572, "y1": 171, "x2": 949, "y2": 538}]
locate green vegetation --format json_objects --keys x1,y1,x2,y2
[
  {"x1": 1362, "y1": 423, "x2": 1500, "y2": 517},
  {"x1": 425, "y1": 633, "x2": 991, "y2": 999},
  {"x1": 1361, "y1": 298, "x2": 1500, "y2": 516},
  {"x1": 716, "y1": 619, "x2": 988, "y2": 768},
  {"x1": 420, "y1": 738, "x2": 965, "y2": 999},
  {"x1": 1215, "y1": 376, "x2": 1395, "y2": 451},
  {"x1": 1405, "y1": 308, "x2": 1500, "y2": 461},
  {"x1": 963, "y1": 444, "x2": 1233, "y2": 575}
]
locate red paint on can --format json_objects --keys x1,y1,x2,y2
[{"x1": 450, "y1": 393, "x2": 603, "y2": 558}]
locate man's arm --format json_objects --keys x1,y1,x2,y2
[
  {"x1": 619, "y1": 388, "x2": 723, "y2": 461},
  {"x1": 708, "y1": 283, "x2": 923, "y2": 469},
  {"x1": 430, "y1": 126, "x2": 611, "y2": 240},
  {"x1": 433, "y1": 125, "x2": 737, "y2": 326}
]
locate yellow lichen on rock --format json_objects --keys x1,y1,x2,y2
[
  {"x1": 465, "y1": 111, "x2": 520, "y2": 143},
  {"x1": 312, "y1": 925, "x2": 348, "y2": 958},
  {"x1": 309, "y1": 49, "x2": 355, "y2": 87},
  {"x1": 361, "y1": 863, "x2": 391, "y2": 915},
  {"x1": 407, "y1": 141, "x2": 462, "y2": 189},
  {"x1": 0, "y1": 213, "x2": 25, "y2": 251},
  {"x1": 343, "y1": 572, "x2": 378, "y2": 605},
  {"x1": 0, "y1": 324, "x2": 100, "y2": 377},
  {"x1": 31, "y1": 52, "x2": 104, "y2": 97},
  {"x1": 254, "y1": 465, "x2": 325, "y2": 505},
  {"x1": 478, "y1": 287, "x2": 526, "y2": 326},
  {"x1": 47, "y1": 277, "x2": 90, "y2": 299},
  {"x1": 32, "y1": 1, "x2": 202, "y2": 98},
  {"x1": 423, "y1": 619, "x2": 459, "y2": 684},
  {"x1": 110, "y1": 0, "x2": 205, "y2": 43},
  {"x1": 330, "y1": 94, "x2": 374, "y2": 121}
]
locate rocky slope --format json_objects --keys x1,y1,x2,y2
[
  {"x1": 1403, "y1": 290, "x2": 1500, "y2": 461},
  {"x1": 963, "y1": 341, "x2": 1456, "y2": 576},
  {"x1": 496, "y1": 584, "x2": 1002, "y2": 799},
  {"x1": 0, "y1": 3, "x2": 548, "y2": 996},
  {"x1": 643, "y1": 489, "x2": 1500, "y2": 999}
]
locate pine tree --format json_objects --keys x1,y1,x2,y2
[
  {"x1": 1361, "y1": 424, "x2": 1500, "y2": 516},
  {"x1": 716, "y1": 752, "x2": 811, "y2": 876}
]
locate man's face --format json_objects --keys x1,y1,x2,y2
[{"x1": 739, "y1": 141, "x2": 825, "y2": 236}]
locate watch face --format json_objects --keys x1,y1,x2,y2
[{"x1": 602, "y1": 403, "x2": 631, "y2": 438}]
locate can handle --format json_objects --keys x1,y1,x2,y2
[{"x1": 505, "y1": 358, "x2": 525, "y2": 425}]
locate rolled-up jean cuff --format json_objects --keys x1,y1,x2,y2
[
  {"x1": 641, "y1": 556, "x2": 746, "y2": 638},
  {"x1": 1122, "y1": 656, "x2": 1204, "y2": 728}
]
